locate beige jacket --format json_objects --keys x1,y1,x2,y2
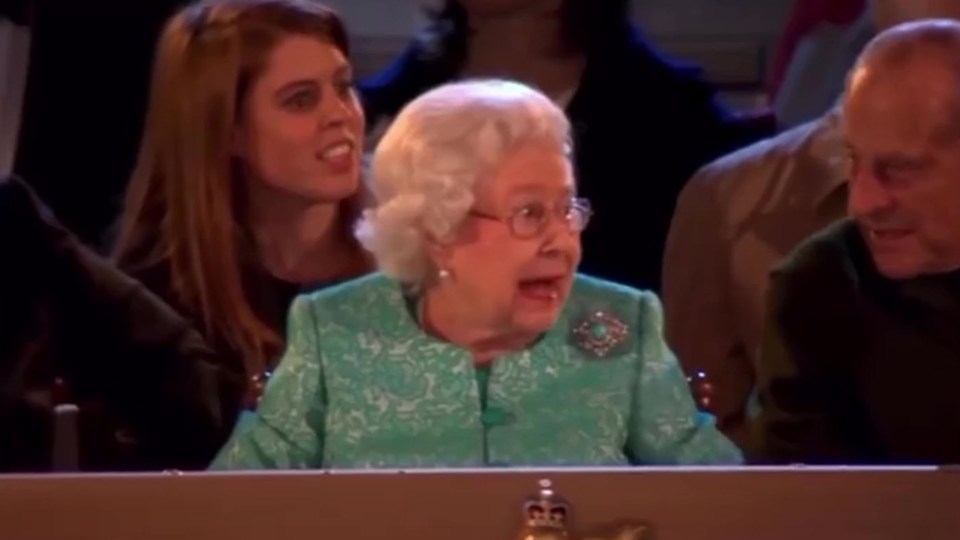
[{"x1": 661, "y1": 110, "x2": 847, "y2": 450}]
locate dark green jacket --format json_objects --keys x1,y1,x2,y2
[{"x1": 755, "y1": 218, "x2": 960, "y2": 464}]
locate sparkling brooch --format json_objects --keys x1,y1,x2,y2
[{"x1": 571, "y1": 310, "x2": 628, "y2": 358}]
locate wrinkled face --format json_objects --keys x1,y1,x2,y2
[
  {"x1": 456, "y1": 0, "x2": 562, "y2": 18},
  {"x1": 437, "y1": 142, "x2": 583, "y2": 335},
  {"x1": 870, "y1": 0, "x2": 960, "y2": 30},
  {"x1": 843, "y1": 63, "x2": 960, "y2": 279},
  {"x1": 235, "y1": 35, "x2": 364, "y2": 204}
]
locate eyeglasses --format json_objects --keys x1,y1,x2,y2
[{"x1": 469, "y1": 197, "x2": 593, "y2": 239}]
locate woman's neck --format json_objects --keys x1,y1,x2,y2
[
  {"x1": 420, "y1": 286, "x2": 537, "y2": 364},
  {"x1": 250, "y1": 196, "x2": 363, "y2": 285},
  {"x1": 462, "y1": 10, "x2": 585, "y2": 97}
]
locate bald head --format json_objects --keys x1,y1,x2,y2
[
  {"x1": 857, "y1": 18, "x2": 960, "y2": 69},
  {"x1": 847, "y1": 19, "x2": 960, "y2": 143},
  {"x1": 871, "y1": 0, "x2": 960, "y2": 31}
]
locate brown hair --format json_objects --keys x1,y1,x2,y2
[{"x1": 113, "y1": 0, "x2": 362, "y2": 375}]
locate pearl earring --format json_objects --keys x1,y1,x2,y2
[{"x1": 438, "y1": 268, "x2": 450, "y2": 279}]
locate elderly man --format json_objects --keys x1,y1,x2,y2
[
  {"x1": 756, "y1": 19, "x2": 960, "y2": 464},
  {"x1": 662, "y1": 0, "x2": 960, "y2": 453}
]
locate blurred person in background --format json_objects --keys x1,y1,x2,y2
[{"x1": 359, "y1": 0, "x2": 772, "y2": 293}]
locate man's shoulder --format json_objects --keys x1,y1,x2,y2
[
  {"x1": 770, "y1": 219, "x2": 864, "y2": 296},
  {"x1": 687, "y1": 114, "x2": 837, "y2": 194},
  {"x1": 762, "y1": 223, "x2": 868, "y2": 376}
]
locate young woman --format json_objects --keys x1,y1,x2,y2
[{"x1": 113, "y1": 0, "x2": 373, "y2": 405}]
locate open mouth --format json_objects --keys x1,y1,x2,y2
[
  {"x1": 318, "y1": 141, "x2": 354, "y2": 164},
  {"x1": 517, "y1": 275, "x2": 566, "y2": 302}
]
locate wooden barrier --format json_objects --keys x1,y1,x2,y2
[{"x1": 1, "y1": 466, "x2": 958, "y2": 540}]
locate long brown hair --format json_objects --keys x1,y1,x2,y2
[{"x1": 113, "y1": 0, "x2": 363, "y2": 375}]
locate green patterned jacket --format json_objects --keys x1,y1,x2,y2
[{"x1": 211, "y1": 273, "x2": 743, "y2": 468}]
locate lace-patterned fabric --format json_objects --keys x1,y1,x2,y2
[{"x1": 211, "y1": 274, "x2": 742, "y2": 469}]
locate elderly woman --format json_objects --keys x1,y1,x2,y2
[{"x1": 211, "y1": 79, "x2": 742, "y2": 469}]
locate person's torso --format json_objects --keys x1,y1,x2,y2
[
  {"x1": 845, "y1": 239, "x2": 960, "y2": 463},
  {"x1": 795, "y1": 221, "x2": 960, "y2": 463},
  {"x1": 310, "y1": 274, "x2": 652, "y2": 468}
]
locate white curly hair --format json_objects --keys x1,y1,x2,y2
[{"x1": 355, "y1": 79, "x2": 571, "y2": 285}]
